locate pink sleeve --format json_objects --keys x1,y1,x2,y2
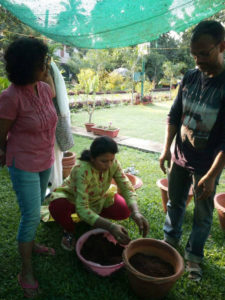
[{"x1": 0, "y1": 87, "x2": 18, "y2": 120}]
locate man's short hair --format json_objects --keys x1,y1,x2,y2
[{"x1": 191, "y1": 20, "x2": 225, "y2": 44}]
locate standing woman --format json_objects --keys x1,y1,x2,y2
[{"x1": 0, "y1": 38, "x2": 57, "y2": 298}]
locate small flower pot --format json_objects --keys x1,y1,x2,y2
[
  {"x1": 85, "y1": 123, "x2": 95, "y2": 132},
  {"x1": 214, "y1": 193, "x2": 225, "y2": 231},
  {"x1": 62, "y1": 151, "x2": 76, "y2": 179},
  {"x1": 156, "y1": 178, "x2": 193, "y2": 213},
  {"x1": 122, "y1": 238, "x2": 184, "y2": 299}
]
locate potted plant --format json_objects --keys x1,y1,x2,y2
[
  {"x1": 91, "y1": 122, "x2": 120, "y2": 138},
  {"x1": 142, "y1": 95, "x2": 152, "y2": 105},
  {"x1": 77, "y1": 69, "x2": 100, "y2": 132},
  {"x1": 85, "y1": 101, "x2": 96, "y2": 132}
]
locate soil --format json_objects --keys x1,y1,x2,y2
[
  {"x1": 129, "y1": 253, "x2": 174, "y2": 277},
  {"x1": 81, "y1": 233, "x2": 124, "y2": 265}
]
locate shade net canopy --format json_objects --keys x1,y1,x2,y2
[{"x1": 1, "y1": 0, "x2": 225, "y2": 49}]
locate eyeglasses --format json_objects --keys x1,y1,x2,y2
[{"x1": 190, "y1": 42, "x2": 220, "y2": 59}]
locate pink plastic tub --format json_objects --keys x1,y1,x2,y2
[{"x1": 76, "y1": 228, "x2": 125, "y2": 276}]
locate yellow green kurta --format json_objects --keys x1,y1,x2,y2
[{"x1": 50, "y1": 159, "x2": 137, "y2": 225}]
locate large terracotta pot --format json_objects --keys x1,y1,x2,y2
[
  {"x1": 156, "y1": 178, "x2": 193, "y2": 213},
  {"x1": 214, "y1": 193, "x2": 225, "y2": 231},
  {"x1": 123, "y1": 238, "x2": 184, "y2": 299},
  {"x1": 62, "y1": 151, "x2": 76, "y2": 179}
]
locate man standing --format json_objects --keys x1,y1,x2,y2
[{"x1": 159, "y1": 20, "x2": 225, "y2": 281}]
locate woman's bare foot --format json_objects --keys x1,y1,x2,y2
[{"x1": 18, "y1": 272, "x2": 41, "y2": 298}]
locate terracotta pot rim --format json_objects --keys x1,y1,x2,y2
[
  {"x1": 214, "y1": 193, "x2": 225, "y2": 213},
  {"x1": 92, "y1": 126, "x2": 120, "y2": 131},
  {"x1": 123, "y1": 238, "x2": 184, "y2": 283},
  {"x1": 126, "y1": 173, "x2": 143, "y2": 189},
  {"x1": 63, "y1": 151, "x2": 76, "y2": 158},
  {"x1": 156, "y1": 178, "x2": 193, "y2": 196},
  {"x1": 156, "y1": 178, "x2": 168, "y2": 192}
]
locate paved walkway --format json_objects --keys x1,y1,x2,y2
[{"x1": 71, "y1": 126, "x2": 163, "y2": 154}]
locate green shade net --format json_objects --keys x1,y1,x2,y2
[{"x1": 1, "y1": 0, "x2": 225, "y2": 48}]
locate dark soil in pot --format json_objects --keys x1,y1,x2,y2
[
  {"x1": 81, "y1": 233, "x2": 124, "y2": 265},
  {"x1": 129, "y1": 253, "x2": 174, "y2": 277}
]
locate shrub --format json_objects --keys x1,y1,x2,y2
[
  {"x1": 104, "y1": 73, "x2": 124, "y2": 92},
  {"x1": 0, "y1": 77, "x2": 10, "y2": 93},
  {"x1": 135, "y1": 80, "x2": 154, "y2": 95}
]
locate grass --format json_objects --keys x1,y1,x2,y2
[
  {"x1": 71, "y1": 101, "x2": 172, "y2": 144},
  {"x1": 1, "y1": 135, "x2": 225, "y2": 299}
]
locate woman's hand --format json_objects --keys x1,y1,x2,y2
[
  {"x1": 131, "y1": 212, "x2": 149, "y2": 237},
  {"x1": 109, "y1": 224, "x2": 131, "y2": 245}
]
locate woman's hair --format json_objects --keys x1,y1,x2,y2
[
  {"x1": 191, "y1": 20, "x2": 225, "y2": 44},
  {"x1": 4, "y1": 37, "x2": 48, "y2": 85},
  {"x1": 79, "y1": 136, "x2": 119, "y2": 161}
]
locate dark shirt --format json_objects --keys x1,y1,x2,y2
[{"x1": 168, "y1": 68, "x2": 225, "y2": 174}]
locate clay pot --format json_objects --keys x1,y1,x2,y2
[
  {"x1": 123, "y1": 238, "x2": 184, "y2": 299},
  {"x1": 91, "y1": 126, "x2": 120, "y2": 138},
  {"x1": 214, "y1": 193, "x2": 225, "y2": 231},
  {"x1": 76, "y1": 228, "x2": 125, "y2": 276},
  {"x1": 156, "y1": 178, "x2": 193, "y2": 213},
  {"x1": 85, "y1": 123, "x2": 95, "y2": 132},
  {"x1": 62, "y1": 151, "x2": 76, "y2": 179},
  {"x1": 111, "y1": 173, "x2": 143, "y2": 192}
]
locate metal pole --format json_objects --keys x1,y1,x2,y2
[{"x1": 141, "y1": 56, "x2": 145, "y2": 101}]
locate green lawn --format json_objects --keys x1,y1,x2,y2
[
  {"x1": 1, "y1": 135, "x2": 225, "y2": 299},
  {"x1": 71, "y1": 101, "x2": 172, "y2": 144}
]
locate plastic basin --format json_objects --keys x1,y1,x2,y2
[{"x1": 76, "y1": 228, "x2": 125, "y2": 276}]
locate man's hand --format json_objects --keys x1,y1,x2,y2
[
  {"x1": 131, "y1": 212, "x2": 149, "y2": 237},
  {"x1": 159, "y1": 149, "x2": 171, "y2": 174},
  {"x1": 196, "y1": 175, "x2": 216, "y2": 200},
  {"x1": 109, "y1": 224, "x2": 131, "y2": 245}
]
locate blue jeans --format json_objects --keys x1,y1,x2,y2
[
  {"x1": 8, "y1": 164, "x2": 51, "y2": 242},
  {"x1": 163, "y1": 162, "x2": 218, "y2": 263}
]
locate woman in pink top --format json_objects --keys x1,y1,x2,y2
[{"x1": 0, "y1": 38, "x2": 57, "y2": 298}]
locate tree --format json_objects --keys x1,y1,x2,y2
[
  {"x1": 145, "y1": 50, "x2": 166, "y2": 83},
  {"x1": 162, "y1": 61, "x2": 186, "y2": 99}
]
